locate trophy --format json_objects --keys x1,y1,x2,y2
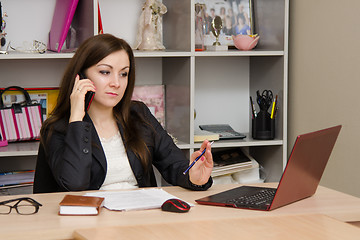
[
  {"x1": 211, "y1": 16, "x2": 222, "y2": 46},
  {"x1": 207, "y1": 16, "x2": 228, "y2": 51}
]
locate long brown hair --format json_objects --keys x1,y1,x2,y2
[{"x1": 41, "y1": 34, "x2": 150, "y2": 170}]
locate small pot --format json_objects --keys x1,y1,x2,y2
[{"x1": 232, "y1": 35, "x2": 260, "y2": 51}]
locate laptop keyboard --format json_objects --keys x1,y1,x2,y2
[{"x1": 226, "y1": 188, "x2": 276, "y2": 207}]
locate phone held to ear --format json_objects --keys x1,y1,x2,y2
[{"x1": 78, "y1": 72, "x2": 95, "y2": 111}]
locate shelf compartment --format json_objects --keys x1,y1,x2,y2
[
  {"x1": 135, "y1": 56, "x2": 191, "y2": 144},
  {"x1": 0, "y1": 59, "x2": 68, "y2": 88},
  {"x1": 100, "y1": 0, "x2": 191, "y2": 52},
  {"x1": 250, "y1": 55, "x2": 286, "y2": 141},
  {"x1": 194, "y1": 56, "x2": 250, "y2": 137},
  {"x1": 0, "y1": 142, "x2": 39, "y2": 157},
  {"x1": 163, "y1": 57, "x2": 191, "y2": 144}
]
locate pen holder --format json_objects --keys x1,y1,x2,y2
[{"x1": 252, "y1": 110, "x2": 275, "y2": 140}]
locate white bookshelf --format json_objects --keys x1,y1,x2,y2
[{"x1": 0, "y1": 0, "x2": 288, "y2": 182}]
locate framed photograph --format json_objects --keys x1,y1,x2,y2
[
  {"x1": 198, "y1": 0, "x2": 253, "y2": 47},
  {"x1": 1, "y1": 88, "x2": 59, "y2": 121},
  {"x1": 132, "y1": 85, "x2": 165, "y2": 128}
]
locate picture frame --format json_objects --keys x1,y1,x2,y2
[
  {"x1": 198, "y1": 0, "x2": 254, "y2": 47},
  {"x1": 1, "y1": 88, "x2": 59, "y2": 121},
  {"x1": 131, "y1": 85, "x2": 165, "y2": 128}
]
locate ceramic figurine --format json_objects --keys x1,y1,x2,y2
[{"x1": 134, "y1": 0, "x2": 167, "y2": 50}]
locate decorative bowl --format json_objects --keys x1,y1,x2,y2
[{"x1": 232, "y1": 35, "x2": 260, "y2": 51}]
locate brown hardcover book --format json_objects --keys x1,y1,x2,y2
[{"x1": 59, "y1": 194, "x2": 105, "y2": 216}]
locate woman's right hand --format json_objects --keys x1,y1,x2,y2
[{"x1": 69, "y1": 74, "x2": 96, "y2": 123}]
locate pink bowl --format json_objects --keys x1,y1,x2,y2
[{"x1": 232, "y1": 35, "x2": 260, "y2": 51}]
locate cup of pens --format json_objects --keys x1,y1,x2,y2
[{"x1": 250, "y1": 90, "x2": 278, "y2": 140}]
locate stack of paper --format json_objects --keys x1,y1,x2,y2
[
  {"x1": 85, "y1": 188, "x2": 190, "y2": 211},
  {"x1": 232, "y1": 160, "x2": 262, "y2": 183},
  {"x1": 194, "y1": 129, "x2": 219, "y2": 142},
  {"x1": 211, "y1": 148, "x2": 253, "y2": 177},
  {"x1": 212, "y1": 159, "x2": 262, "y2": 184}
]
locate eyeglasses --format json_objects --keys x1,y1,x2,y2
[{"x1": 0, "y1": 197, "x2": 42, "y2": 215}]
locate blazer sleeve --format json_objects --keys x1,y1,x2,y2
[
  {"x1": 133, "y1": 102, "x2": 212, "y2": 191},
  {"x1": 42, "y1": 120, "x2": 97, "y2": 191}
]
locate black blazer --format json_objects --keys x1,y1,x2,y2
[{"x1": 33, "y1": 101, "x2": 212, "y2": 193}]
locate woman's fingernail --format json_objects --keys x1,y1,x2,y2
[{"x1": 201, "y1": 156, "x2": 205, "y2": 161}]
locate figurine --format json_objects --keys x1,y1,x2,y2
[
  {"x1": 134, "y1": 0, "x2": 167, "y2": 50},
  {"x1": 0, "y1": 3, "x2": 8, "y2": 53}
]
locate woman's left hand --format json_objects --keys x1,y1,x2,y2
[{"x1": 189, "y1": 140, "x2": 214, "y2": 186}]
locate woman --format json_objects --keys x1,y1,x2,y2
[
  {"x1": 235, "y1": 14, "x2": 250, "y2": 35},
  {"x1": 34, "y1": 34, "x2": 213, "y2": 193},
  {"x1": 222, "y1": 15, "x2": 235, "y2": 36}
]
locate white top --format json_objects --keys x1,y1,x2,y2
[{"x1": 99, "y1": 132, "x2": 138, "y2": 190}]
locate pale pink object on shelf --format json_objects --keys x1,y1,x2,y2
[
  {"x1": 232, "y1": 35, "x2": 260, "y2": 51},
  {"x1": 48, "y1": 0, "x2": 79, "y2": 52},
  {"x1": 0, "y1": 140, "x2": 8, "y2": 147}
]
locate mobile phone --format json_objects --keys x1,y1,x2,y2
[{"x1": 78, "y1": 72, "x2": 95, "y2": 111}]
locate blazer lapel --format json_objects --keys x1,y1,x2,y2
[
  {"x1": 83, "y1": 114, "x2": 145, "y2": 185},
  {"x1": 83, "y1": 114, "x2": 107, "y2": 172},
  {"x1": 117, "y1": 122, "x2": 145, "y2": 185}
]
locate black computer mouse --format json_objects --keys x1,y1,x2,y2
[{"x1": 161, "y1": 198, "x2": 191, "y2": 213}]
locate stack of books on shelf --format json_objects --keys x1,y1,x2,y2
[
  {"x1": 194, "y1": 129, "x2": 220, "y2": 143},
  {"x1": 211, "y1": 148, "x2": 262, "y2": 184},
  {"x1": 0, "y1": 170, "x2": 35, "y2": 195}
]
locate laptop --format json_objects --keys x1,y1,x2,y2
[{"x1": 196, "y1": 125, "x2": 342, "y2": 211}]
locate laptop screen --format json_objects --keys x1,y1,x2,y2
[{"x1": 269, "y1": 125, "x2": 341, "y2": 210}]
